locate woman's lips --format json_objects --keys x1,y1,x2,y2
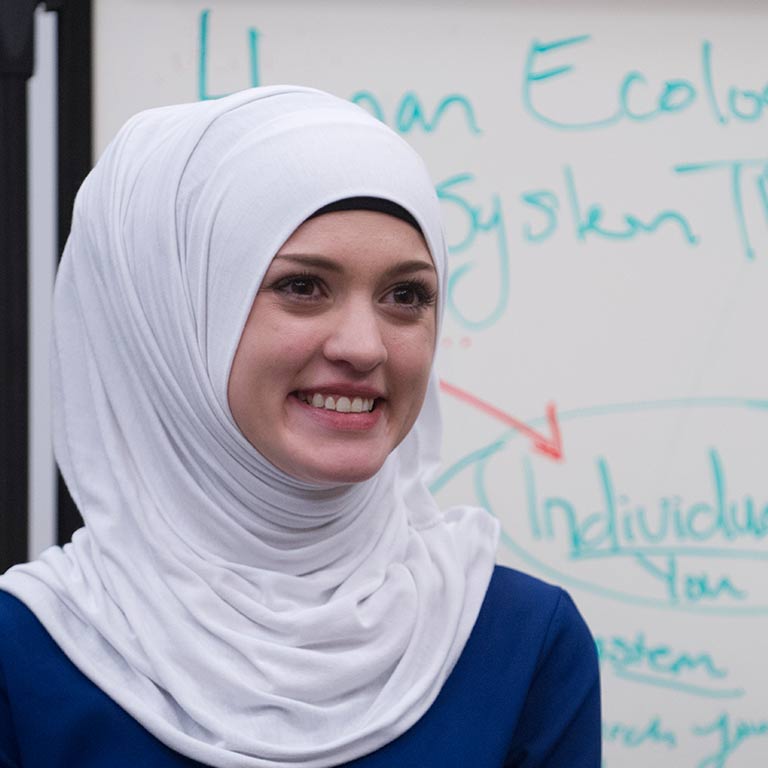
[
  {"x1": 296, "y1": 391, "x2": 376, "y2": 413},
  {"x1": 290, "y1": 392, "x2": 383, "y2": 431}
]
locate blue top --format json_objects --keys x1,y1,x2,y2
[{"x1": 0, "y1": 566, "x2": 600, "y2": 767}]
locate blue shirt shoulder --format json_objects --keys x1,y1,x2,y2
[{"x1": 0, "y1": 566, "x2": 600, "y2": 767}]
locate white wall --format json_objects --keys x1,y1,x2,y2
[
  {"x1": 85, "y1": 2, "x2": 768, "y2": 765},
  {"x1": 27, "y1": 5, "x2": 57, "y2": 559}
]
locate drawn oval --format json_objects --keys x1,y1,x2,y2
[{"x1": 436, "y1": 398, "x2": 768, "y2": 615}]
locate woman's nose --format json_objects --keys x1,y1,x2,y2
[{"x1": 322, "y1": 299, "x2": 388, "y2": 372}]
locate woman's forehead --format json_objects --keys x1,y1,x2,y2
[{"x1": 274, "y1": 209, "x2": 434, "y2": 271}]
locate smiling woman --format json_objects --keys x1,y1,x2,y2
[
  {"x1": 229, "y1": 207, "x2": 437, "y2": 484},
  {"x1": 0, "y1": 86, "x2": 600, "y2": 767}
]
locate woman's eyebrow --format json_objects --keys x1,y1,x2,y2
[
  {"x1": 382, "y1": 259, "x2": 436, "y2": 280},
  {"x1": 273, "y1": 254, "x2": 436, "y2": 278},
  {"x1": 273, "y1": 254, "x2": 344, "y2": 273}
]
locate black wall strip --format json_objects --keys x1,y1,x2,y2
[
  {"x1": 55, "y1": 0, "x2": 91, "y2": 544},
  {"x1": 0, "y1": 0, "x2": 39, "y2": 571}
]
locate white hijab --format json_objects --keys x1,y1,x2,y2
[{"x1": 1, "y1": 86, "x2": 499, "y2": 767}]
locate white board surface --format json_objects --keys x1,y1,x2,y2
[{"x1": 95, "y1": 2, "x2": 768, "y2": 765}]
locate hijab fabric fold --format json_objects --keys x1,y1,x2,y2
[{"x1": 1, "y1": 86, "x2": 499, "y2": 767}]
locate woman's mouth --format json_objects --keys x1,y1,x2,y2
[{"x1": 296, "y1": 392, "x2": 377, "y2": 413}]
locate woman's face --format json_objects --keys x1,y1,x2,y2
[{"x1": 228, "y1": 209, "x2": 438, "y2": 484}]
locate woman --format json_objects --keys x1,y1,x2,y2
[{"x1": 0, "y1": 86, "x2": 600, "y2": 766}]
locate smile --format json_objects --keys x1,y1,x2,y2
[{"x1": 296, "y1": 392, "x2": 377, "y2": 413}]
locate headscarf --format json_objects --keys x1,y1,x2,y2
[{"x1": 1, "y1": 86, "x2": 499, "y2": 767}]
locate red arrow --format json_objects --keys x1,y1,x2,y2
[{"x1": 439, "y1": 380, "x2": 564, "y2": 461}]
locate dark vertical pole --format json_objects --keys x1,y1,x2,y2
[
  {"x1": 0, "y1": 1, "x2": 39, "y2": 571},
  {"x1": 55, "y1": 0, "x2": 91, "y2": 543}
]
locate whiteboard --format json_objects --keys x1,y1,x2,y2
[{"x1": 95, "y1": 2, "x2": 768, "y2": 765}]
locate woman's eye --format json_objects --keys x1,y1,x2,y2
[
  {"x1": 392, "y1": 285, "x2": 419, "y2": 304},
  {"x1": 386, "y1": 281, "x2": 437, "y2": 311},
  {"x1": 272, "y1": 275, "x2": 324, "y2": 300}
]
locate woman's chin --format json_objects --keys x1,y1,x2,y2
[{"x1": 281, "y1": 453, "x2": 386, "y2": 485}]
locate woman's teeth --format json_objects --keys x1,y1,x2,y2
[{"x1": 297, "y1": 393, "x2": 375, "y2": 413}]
